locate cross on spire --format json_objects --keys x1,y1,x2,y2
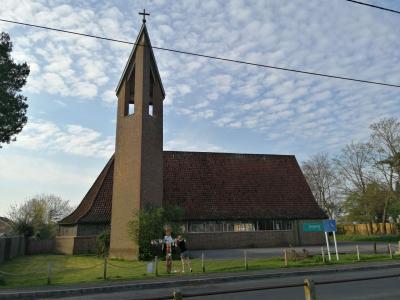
[{"x1": 139, "y1": 9, "x2": 150, "y2": 23}]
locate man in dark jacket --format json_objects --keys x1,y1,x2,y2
[{"x1": 176, "y1": 235, "x2": 192, "y2": 273}]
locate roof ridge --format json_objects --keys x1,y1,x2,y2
[{"x1": 163, "y1": 150, "x2": 295, "y2": 157}]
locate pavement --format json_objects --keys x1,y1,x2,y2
[
  {"x1": 189, "y1": 241, "x2": 396, "y2": 259},
  {"x1": 2, "y1": 259, "x2": 400, "y2": 299}
]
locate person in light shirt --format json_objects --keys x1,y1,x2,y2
[{"x1": 163, "y1": 227, "x2": 174, "y2": 273}]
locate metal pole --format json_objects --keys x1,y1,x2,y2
[
  {"x1": 155, "y1": 256, "x2": 158, "y2": 276},
  {"x1": 356, "y1": 245, "x2": 360, "y2": 261},
  {"x1": 47, "y1": 262, "x2": 52, "y2": 285},
  {"x1": 389, "y1": 243, "x2": 393, "y2": 259},
  {"x1": 374, "y1": 241, "x2": 377, "y2": 254},
  {"x1": 304, "y1": 278, "x2": 316, "y2": 300},
  {"x1": 324, "y1": 232, "x2": 331, "y2": 261},
  {"x1": 201, "y1": 252, "x2": 205, "y2": 272},
  {"x1": 321, "y1": 246, "x2": 325, "y2": 263},
  {"x1": 103, "y1": 257, "x2": 107, "y2": 280},
  {"x1": 333, "y1": 231, "x2": 339, "y2": 261}
]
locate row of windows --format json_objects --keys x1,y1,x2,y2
[{"x1": 185, "y1": 220, "x2": 293, "y2": 233}]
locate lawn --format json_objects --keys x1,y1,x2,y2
[
  {"x1": 1, "y1": 253, "x2": 399, "y2": 288},
  {"x1": 334, "y1": 234, "x2": 400, "y2": 243}
]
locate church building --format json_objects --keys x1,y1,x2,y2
[{"x1": 57, "y1": 18, "x2": 327, "y2": 260}]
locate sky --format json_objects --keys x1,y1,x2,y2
[{"x1": 1, "y1": 0, "x2": 400, "y2": 215}]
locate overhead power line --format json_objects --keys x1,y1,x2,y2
[
  {"x1": 0, "y1": 18, "x2": 400, "y2": 89},
  {"x1": 345, "y1": 0, "x2": 400, "y2": 15}
]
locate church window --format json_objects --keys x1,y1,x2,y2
[
  {"x1": 149, "y1": 103, "x2": 154, "y2": 117},
  {"x1": 188, "y1": 222, "x2": 204, "y2": 232},
  {"x1": 149, "y1": 70, "x2": 155, "y2": 98},
  {"x1": 258, "y1": 220, "x2": 274, "y2": 230},
  {"x1": 129, "y1": 103, "x2": 135, "y2": 115},
  {"x1": 149, "y1": 70, "x2": 155, "y2": 117},
  {"x1": 224, "y1": 222, "x2": 234, "y2": 232},
  {"x1": 126, "y1": 66, "x2": 135, "y2": 116}
]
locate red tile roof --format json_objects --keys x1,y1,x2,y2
[{"x1": 60, "y1": 151, "x2": 326, "y2": 225}]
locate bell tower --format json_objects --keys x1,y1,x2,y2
[{"x1": 109, "y1": 17, "x2": 165, "y2": 259}]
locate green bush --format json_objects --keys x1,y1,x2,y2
[
  {"x1": 128, "y1": 206, "x2": 184, "y2": 260},
  {"x1": 96, "y1": 230, "x2": 110, "y2": 257}
]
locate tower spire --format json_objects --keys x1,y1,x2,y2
[{"x1": 139, "y1": 9, "x2": 150, "y2": 23}]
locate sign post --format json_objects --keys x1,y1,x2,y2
[
  {"x1": 323, "y1": 220, "x2": 338, "y2": 261},
  {"x1": 324, "y1": 231, "x2": 331, "y2": 261}
]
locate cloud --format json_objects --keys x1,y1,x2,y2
[
  {"x1": 0, "y1": 153, "x2": 104, "y2": 214},
  {"x1": 1, "y1": 0, "x2": 400, "y2": 209},
  {"x1": 102, "y1": 90, "x2": 117, "y2": 104},
  {"x1": 15, "y1": 120, "x2": 114, "y2": 158},
  {"x1": 165, "y1": 137, "x2": 223, "y2": 153}
]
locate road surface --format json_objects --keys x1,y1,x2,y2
[{"x1": 43, "y1": 265, "x2": 400, "y2": 300}]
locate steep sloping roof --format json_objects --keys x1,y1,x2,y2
[
  {"x1": 60, "y1": 156, "x2": 114, "y2": 225},
  {"x1": 164, "y1": 152, "x2": 326, "y2": 220},
  {"x1": 59, "y1": 151, "x2": 326, "y2": 225}
]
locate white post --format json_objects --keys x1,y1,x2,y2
[
  {"x1": 324, "y1": 232, "x2": 331, "y2": 261},
  {"x1": 47, "y1": 262, "x2": 52, "y2": 285},
  {"x1": 321, "y1": 246, "x2": 325, "y2": 263},
  {"x1": 244, "y1": 250, "x2": 248, "y2": 270},
  {"x1": 356, "y1": 244, "x2": 360, "y2": 261},
  {"x1": 333, "y1": 231, "x2": 339, "y2": 261}
]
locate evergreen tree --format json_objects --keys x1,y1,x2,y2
[{"x1": 0, "y1": 32, "x2": 30, "y2": 147}]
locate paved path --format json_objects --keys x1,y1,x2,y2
[
  {"x1": 190, "y1": 242, "x2": 395, "y2": 259},
  {"x1": 41, "y1": 265, "x2": 400, "y2": 300}
]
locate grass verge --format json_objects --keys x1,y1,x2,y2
[
  {"x1": 334, "y1": 234, "x2": 400, "y2": 243},
  {"x1": 0, "y1": 253, "x2": 399, "y2": 288}
]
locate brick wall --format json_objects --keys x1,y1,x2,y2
[
  {"x1": 186, "y1": 230, "x2": 297, "y2": 250},
  {"x1": 55, "y1": 235, "x2": 97, "y2": 255}
]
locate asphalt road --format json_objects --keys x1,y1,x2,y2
[
  {"x1": 44, "y1": 266, "x2": 400, "y2": 300},
  {"x1": 190, "y1": 241, "x2": 395, "y2": 259}
]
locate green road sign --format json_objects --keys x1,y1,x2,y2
[{"x1": 303, "y1": 222, "x2": 323, "y2": 232}]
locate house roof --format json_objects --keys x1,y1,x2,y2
[{"x1": 59, "y1": 151, "x2": 326, "y2": 225}]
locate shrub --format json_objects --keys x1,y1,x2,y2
[
  {"x1": 128, "y1": 206, "x2": 184, "y2": 260},
  {"x1": 96, "y1": 230, "x2": 110, "y2": 257}
]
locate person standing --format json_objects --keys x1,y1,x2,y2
[
  {"x1": 163, "y1": 227, "x2": 174, "y2": 274},
  {"x1": 176, "y1": 235, "x2": 192, "y2": 273}
]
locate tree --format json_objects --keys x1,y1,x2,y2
[
  {"x1": 342, "y1": 182, "x2": 389, "y2": 226},
  {"x1": 302, "y1": 153, "x2": 341, "y2": 219},
  {"x1": 333, "y1": 142, "x2": 373, "y2": 195},
  {"x1": 128, "y1": 206, "x2": 184, "y2": 260},
  {"x1": 368, "y1": 117, "x2": 400, "y2": 227},
  {"x1": 333, "y1": 142, "x2": 375, "y2": 232},
  {"x1": 0, "y1": 32, "x2": 30, "y2": 147},
  {"x1": 8, "y1": 194, "x2": 73, "y2": 239}
]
